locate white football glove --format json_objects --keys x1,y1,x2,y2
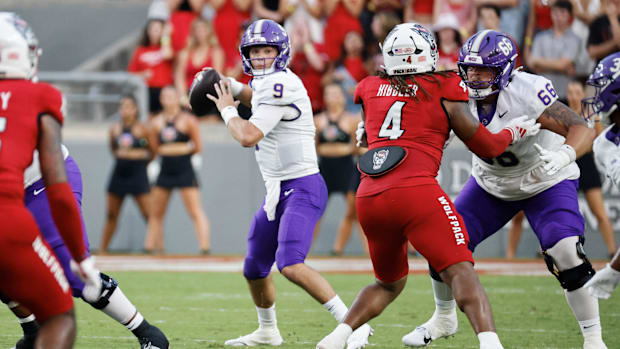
[
  {"x1": 534, "y1": 143, "x2": 576, "y2": 176},
  {"x1": 503, "y1": 115, "x2": 541, "y2": 144},
  {"x1": 70, "y1": 256, "x2": 101, "y2": 303},
  {"x1": 356, "y1": 121, "x2": 365, "y2": 147},
  {"x1": 584, "y1": 264, "x2": 620, "y2": 299}
]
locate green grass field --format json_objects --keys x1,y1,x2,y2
[{"x1": 1, "y1": 272, "x2": 618, "y2": 348}]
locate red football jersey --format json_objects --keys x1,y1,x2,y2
[
  {"x1": 0, "y1": 80, "x2": 63, "y2": 203},
  {"x1": 354, "y1": 72, "x2": 468, "y2": 196}
]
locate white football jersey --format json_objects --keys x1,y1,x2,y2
[
  {"x1": 593, "y1": 125, "x2": 620, "y2": 184},
  {"x1": 469, "y1": 71, "x2": 580, "y2": 200},
  {"x1": 249, "y1": 68, "x2": 319, "y2": 181},
  {"x1": 24, "y1": 144, "x2": 70, "y2": 188}
]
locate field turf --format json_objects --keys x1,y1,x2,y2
[{"x1": 1, "y1": 272, "x2": 619, "y2": 348}]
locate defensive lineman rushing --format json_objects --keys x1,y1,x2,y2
[
  {"x1": 402, "y1": 30, "x2": 607, "y2": 349},
  {"x1": 0, "y1": 12, "x2": 100, "y2": 348},
  {"x1": 583, "y1": 52, "x2": 620, "y2": 300},
  {"x1": 205, "y1": 19, "x2": 372, "y2": 347},
  {"x1": 2, "y1": 145, "x2": 169, "y2": 349},
  {"x1": 317, "y1": 22, "x2": 542, "y2": 349}
]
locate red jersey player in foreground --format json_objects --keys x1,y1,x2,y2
[
  {"x1": 0, "y1": 12, "x2": 100, "y2": 348},
  {"x1": 316, "y1": 23, "x2": 540, "y2": 349}
]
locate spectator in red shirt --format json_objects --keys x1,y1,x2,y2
[
  {"x1": 324, "y1": 0, "x2": 365, "y2": 61},
  {"x1": 127, "y1": 19, "x2": 174, "y2": 115},
  {"x1": 174, "y1": 17, "x2": 225, "y2": 110},
  {"x1": 169, "y1": 0, "x2": 206, "y2": 53},
  {"x1": 212, "y1": 0, "x2": 252, "y2": 68},
  {"x1": 405, "y1": 0, "x2": 435, "y2": 26},
  {"x1": 289, "y1": 17, "x2": 329, "y2": 113}
]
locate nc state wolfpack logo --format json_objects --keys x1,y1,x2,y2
[{"x1": 373, "y1": 149, "x2": 389, "y2": 170}]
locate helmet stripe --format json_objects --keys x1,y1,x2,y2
[
  {"x1": 470, "y1": 29, "x2": 492, "y2": 56},
  {"x1": 253, "y1": 19, "x2": 265, "y2": 37}
]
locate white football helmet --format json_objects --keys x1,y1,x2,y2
[
  {"x1": 0, "y1": 12, "x2": 40, "y2": 80},
  {"x1": 381, "y1": 23, "x2": 438, "y2": 76}
]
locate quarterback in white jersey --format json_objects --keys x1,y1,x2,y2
[
  {"x1": 206, "y1": 19, "x2": 372, "y2": 348},
  {"x1": 583, "y1": 52, "x2": 620, "y2": 300},
  {"x1": 403, "y1": 30, "x2": 607, "y2": 349}
]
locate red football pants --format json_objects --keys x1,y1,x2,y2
[
  {"x1": 357, "y1": 184, "x2": 474, "y2": 283},
  {"x1": 0, "y1": 205, "x2": 73, "y2": 322}
]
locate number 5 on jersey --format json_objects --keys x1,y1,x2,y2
[{"x1": 379, "y1": 101, "x2": 405, "y2": 140}]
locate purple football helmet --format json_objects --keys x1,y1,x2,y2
[
  {"x1": 582, "y1": 52, "x2": 620, "y2": 124},
  {"x1": 239, "y1": 19, "x2": 290, "y2": 76},
  {"x1": 457, "y1": 30, "x2": 518, "y2": 99}
]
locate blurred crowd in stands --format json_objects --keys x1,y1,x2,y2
[{"x1": 111, "y1": 0, "x2": 619, "y2": 255}]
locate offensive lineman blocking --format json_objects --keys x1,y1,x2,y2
[{"x1": 403, "y1": 30, "x2": 606, "y2": 349}]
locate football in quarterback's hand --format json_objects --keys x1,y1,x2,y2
[{"x1": 189, "y1": 68, "x2": 221, "y2": 116}]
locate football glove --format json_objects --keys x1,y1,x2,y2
[
  {"x1": 503, "y1": 116, "x2": 541, "y2": 144},
  {"x1": 534, "y1": 143, "x2": 576, "y2": 176},
  {"x1": 356, "y1": 121, "x2": 365, "y2": 147},
  {"x1": 584, "y1": 264, "x2": 620, "y2": 299},
  {"x1": 70, "y1": 256, "x2": 101, "y2": 302}
]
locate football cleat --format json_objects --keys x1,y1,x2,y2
[
  {"x1": 346, "y1": 324, "x2": 373, "y2": 349},
  {"x1": 583, "y1": 338, "x2": 608, "y2": 349},
  {"x1": 138, "y1": 324, "x2": 169, "y2": 349},
  {"x1": 402, "y1": 311, "x2": 458, "y2": 347},
  {"x1": 12, "y1": 335, "x2": 35, "y2": 349},
  {"x1": 316, "y1": 331, "x2": 346, "y2": 349},
  {"x1": 225, "y1": 327, "x2": 283, "y2": 346}
]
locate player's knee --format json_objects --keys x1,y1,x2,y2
[
  {"x1": 543, "y1": 236, "x2": 595, "y2": 291},
  {"x1": 82, "y1": 273, "x2": 118, "y2": 309},
  {"x1": 275, "y1": 248, "x2": 305, "y2": 273},
  {"x1": 243, "y1": 256, "x2": 271, "y2": 280}
]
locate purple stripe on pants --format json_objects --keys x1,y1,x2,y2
[
  {"x1": 24, "y1": 156, "x2": 90, "y2": 297},
  {"x1": 244, "y1": 173, "x2": 328, "y2": 280},
  {"x1": 454, "y1": 176, "x2": 585, "y2": 251}
]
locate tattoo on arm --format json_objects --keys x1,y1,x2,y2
[
  {"x1": 538, "y1": 101, "x2": 586, "y2": 136},
  {"x1": 38, "y1": 114, "x2": 67, "y2": 185}
]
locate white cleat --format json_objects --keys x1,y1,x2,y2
[
  {"x1": 583, "y1": 338, "x2": 608, "y2": 349},
  {"x1": 346, "y1": 324, "x2": 374, "y2": 349},
  {"x1": 316, "y1": 331, "x2": 346, "y2": 349},
  {"x1": 402, "y1": 312, "x2": 458, "y2": 347},
  {"x1": 224, "y1": 327, "x2": 283, "y2": 346}
]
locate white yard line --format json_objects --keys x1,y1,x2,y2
[{"x1": 93, "y1": 255, "x2": 607, "y2": 276}]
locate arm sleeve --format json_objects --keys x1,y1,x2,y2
[
  {"x1": 464, "y1": 125, "x2": 513, "y2": 158},
  {"x1": 46, "y1": 182, "x2": 88, "y2": 261},
  {"x1": 38, "y1": 83, "x2": 64, "y2": 125},
  {"x1": 249, "y1": 104, "x2": 300, "y2": 136}
]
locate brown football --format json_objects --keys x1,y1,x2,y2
[{"x1": 189, "y1": 68, "x2": 221, "y2": 116}]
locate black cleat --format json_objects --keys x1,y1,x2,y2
[
  {"x1": 138, "y1": 324, "x2": 169, "y2": 349},
  {"x1": 12, "y1": 335, "x2": 36, "y2": 349}
]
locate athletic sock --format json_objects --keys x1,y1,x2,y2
[
  {"x1": 18, "y1": 315, "x2": 39, "y2": 337},
  {"x1": 565, "y1": 287, "x2": 602, "y2": 338},
  {"x1": 431, "y1": 279, "x2": 456, "y2": 316},
  {"x1": 130, "y1": 316, "x2": 151, "y2": 338},
  {"x1": 477, "y1": 331, "x2": 503, "y2": 348},
  {"x1": 100, "y1": 286, "x2": 139, "y2": 326},
  {"x1": 322, "y1": 295, "x2": 349, "y2": 323},
  {"x1": 257, "y1": 304, "x2": 277, "y2": 329}
]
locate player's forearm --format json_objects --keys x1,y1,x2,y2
[
  {"x1": 564, "y1": 124, "x2": 595, "y2": 157},
  {"x1": 227, "y1": 117, "x2": 263, "y2": 147},
  {"x1": 464, "y1": 126, "x2": 513, "y2": 158},
  {"x1": 228, "y1": 77, "x2": 252, "y2": 107}
]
